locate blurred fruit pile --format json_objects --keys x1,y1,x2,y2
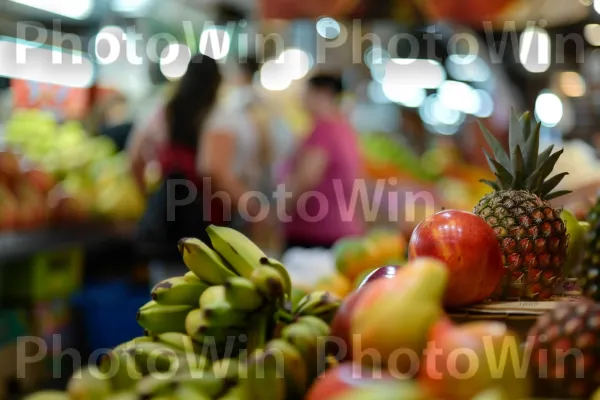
[
  {"x1": 361, "y1": 133, "x2": 494, "y2": 213},
  {"x1": 301, "y1": 229, "x2": 407, "y2": 299},
  {"x1": 0, "y1": 109, "x2": 145, "y2": 232}
]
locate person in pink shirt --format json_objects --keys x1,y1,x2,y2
[{"x1": 281, "y1": 74, "x2": 366, "y2": 250}]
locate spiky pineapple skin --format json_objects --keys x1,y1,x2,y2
[
  {"x1": 474, "y1": 189, "x2": 568, "y2": 300},
  {"x1": 526, "y1": 301, "x2": 600, "y2": 399}
]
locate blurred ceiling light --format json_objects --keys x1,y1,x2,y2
[
  {"x1": 446, "y1": 55, "x2": 491, "y2": 82},
  {"x1": 199, "y1": 26, "x2": 231, "y2": 60},
  {"x1": 382, "y1": 82, "x2": 426, "y2": 108},
  {"x1": 112, "y1": 0, "x2": 151, "y2": 14},
  {"x1": 419, "y1": 94, "x2": 463, "y2": 130},
  {"x1": 559, "y1": 71, "x2": 587, "y2": 97},
  {"x1": 260, "y1": 60, "x2": 292, "y2": 91},
  {"x1": 595, "y1": 0, "x2": 600, "y2": 13},
  {"x1": 473, "y1": 89, "x2": 494, "y2": 118},
  {"x1": 367, "y1": 81, "x2": 391, "y2": 104},
  {"x1": 385, "y1": 59, "x2": 446, "y2": 89},
  {"x1": 9, "y1": 0, "x2": 93, "y2": 19},
  {"x1": 159, "y1": 44, "x2": 191, "y2": 81},
  {"x1": 364, "y1": 47, "x2": 390, "y2": 69},
  {"x1": 535, "y1": 92, "x2": 564, "y2": 127},
  {"x1": 277, "y1": 48, "x2": 313, "y2": 80},
  {"x1": 438, "y1": 80, "x2": 479, "y2": 114},
  {"x1": 0, "y1": 37, "x2": 94, "y2": 87},
  {"x1": 94, "y1": 26, "x2": 125, "y2": 62},
  {"x1": 316, "y1": 18, "x2": 341, "y2": 40},
  {"x1": 519, "y1": 27, "x2": 551, "y2": 73},
  {"x1": 584, "y1": 24, "x2": 600, "y2": 46}
]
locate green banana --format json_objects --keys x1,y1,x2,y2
[
  {"x1": 265, "y1": 339, "x2": 308, "y2": 400},
  {"x1": 140, "y1": 300, "x2": 159, "y2": 311},
  {"x1": 137, "y1": 304, "x2": 192, "y2": 334},
  {"x1": 281, "y1": 322, "x2": 322, "y2": 383},
  {"x1": 294, "y1": 291, "x2": 341, "y2": 324},
  {"x1": 179, "y1": 238, "x2": 237, "y2": 285},
  {"x1": 185, "y1": 309, "x2": 248, "y2": 345},
  {"x1": 259, "y1": 258, "x2": 292, "y2": 299},
  {"x1": 67, "y1": 365, "x2": 112, "y2": 400},
  {"x1": 184, "y1": 271, "x2": 204, "y2": 283},
  {"x1": 128, "y1": 341, "x2": 182, "y2": 374},
  {"x1": 217, "y1": 385, "x2": 245, "y2": 400},
  {"x1": 174, "y1": 382, "x2": 212, "y2": 400},
  {"x1": 202, "y1": 303, "x2": 251, "y2": 328},
  {"x1": 207, "y1": 225, "x2": 265, "y2": 278},
  {"x1": 211, "y1": 358, "x2": 241, "y2": 380},
  {"x1": 296, "y1": 315, "x2": 331, "y2": 337},
  {"x1": 250, "y1": 266, "x2": 285, "y2": 302},
  {"x1": 155, "y1": 332, "x2": 203, "y2": 354},
  {"x1": 99, "y1": 349, "x2": 143, "y2": 391},
  {"x1": 22, "y1": 391, "x2": 70, "y2": 400},
  {"x1": 136, "y1": 374, "x2": 177, "y2": 398},
  {"x1": 242, "y1": 349, "x2": 285, "y2": 400},
  {"x1": 224, "y1": 277, "x2": 264, "y2": 311},
  {"x1": 199, "y1": 285, "x2": 227, "y2": 308},
  {"x1": 152, "y1": 276, "x2": 209, "y2": 306},
  {"x1": 106, "y1": 391, "x2": 138, "y2": 400},
  {"x1": 176, "y1": 373, "x2": 228, "y2": 398}
]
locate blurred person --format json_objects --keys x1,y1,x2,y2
[
  {"x1": 89, "y1": 92, "x2": 134, "y2": 152},
  {"x1": 280, "y1": 73, "x2": 365, "y2": 250},
  {"x1": 127, "y1": 54, "x2": 261, "y2": 286}
]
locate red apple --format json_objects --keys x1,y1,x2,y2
[
  {"x1": 408, "y1": 210, "x2": 504, "y2": 307},
  {"x1": 306, "y1": 362, "x2": 394, "y2": 400},
  {"x1": 329, "y1": 290, "x2": 367, "y2": 362},
  {"x1": 359, "y1": 265, "x2": 401, "y2": 289},
  {"x1": 23, "y1": 168, "x2": 56, "y2": 196}
]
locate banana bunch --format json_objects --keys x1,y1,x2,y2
[{"x1": 24, "y1": 225, "x2": 344, "y2": 400}]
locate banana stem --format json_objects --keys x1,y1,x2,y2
[
  {"x1": 247, "y1": 309, "x2": 269, "y2": 354},
  {"x1": 275, "y1": 309, "x2": 295, "y2": 325}
]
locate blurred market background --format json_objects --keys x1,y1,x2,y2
[{"x1": 2, "y1": 0, "x2": 600, "y2": 396}]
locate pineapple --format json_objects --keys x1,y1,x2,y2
[
  {"x1": 526, "y1": 301, "x2": 600, "y2": 399},
  {"x1": 473, "y1": 111, "x2": 570, "y2": 300}
]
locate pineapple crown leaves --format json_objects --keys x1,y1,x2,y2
[{"x1": 478, "y1": 109, "x2": 571, "y2": 201}]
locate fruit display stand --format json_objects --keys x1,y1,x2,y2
[{"x1": 449, "y1": 300, "x2": 575, "y2": 339}]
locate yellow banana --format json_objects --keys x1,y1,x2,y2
[
  {"x1": 136, "y1": 304, "x2": 192, "y2": 334},
  {"x1": 179, "y1": 238, "x2": 237, "y2": 285},
  {"x1": 152, "y1": 276, "x2": 209, "y2": 306},
  {"x1": 224, "y1": 277, "x2": 264, "y2": 311},
  {"x1": 250, "y1": 266, "x2": 285, "y2": 303},
  {"x1": 206, "y1": 225, "x2": 265, "y2": 278},
  {"x1": 211, "y1": 358, "x2": 240, "y2": 380}
]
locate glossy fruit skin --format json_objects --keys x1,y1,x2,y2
[
  {"x1": 358, "y1": 266, "x2": 401, "y2": 289},
  {"x1": 329, "y1": 289, "x2": 367, "y2": 362},
  {"x1": 305, "y1": 362, "x2": 393, "y2": 400},
  {"x1": 409, "y1": 210, "x2": 504, "y2": 307},
  {"x1": 420, "y1": 318, "x2": 530, "y2": 400}
]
